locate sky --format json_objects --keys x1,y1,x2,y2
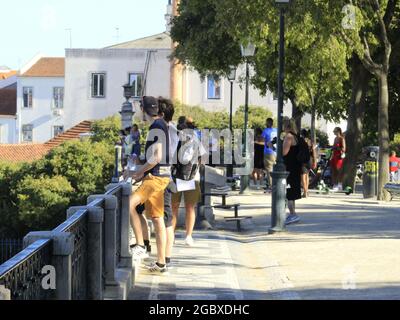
[{"x1": 1, "y1": 0, "x2": 168, "y2": 70}]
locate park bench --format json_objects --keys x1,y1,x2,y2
[
  {"x1": 384, "y1": 183, "x2": 400, "y2": 201},
  {"x1": 204, "y1": 187, "x2": 252, "y2": 231}
]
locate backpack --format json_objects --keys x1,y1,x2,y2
[
  {"x1": 171, "y1": 131, "x2": 199, "y2": 181},
  {"x1": 296, "y1": 135, "x2": 311, "y2": 164}
]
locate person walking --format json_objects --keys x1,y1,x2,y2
[
  {"x1": 300, "y1": 129, "x2": 317, "y2": 198},
  {"x1": 252, "y1": 127, "x2": 265, "y2": 190},
  {"x1": 262, "y1": 118, "x2": 278, "y2": 192},
  {"x1": 389, "y1": 150, "x2": 400, "y2": 183},
  {"x1": 331, "y1": 127, "x2": 346, "y2": 191},
  {"x1": 283, "y1": 119, "x2": 302, "y2": 225},
  {"x1": 171, "y1": 118, "x2": 206, "y2": 247}
]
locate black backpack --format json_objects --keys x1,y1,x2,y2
[
  {"x1": 171, "y1": 132, "x2": 199, "y2": 181},
  {"x1": 296, "y1": 135, "x2": 311, "y2": 164}
]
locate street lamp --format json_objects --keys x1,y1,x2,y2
[
  {"x1": 114, "y1": 84, "x2": 135, "y2": 182},
  {"x1": 121, "y1": 84, "x2": 135, "y2": 130},
  {"x1": 269, "y1": 0, "x2": 290, "y2": 234},
  {"x1": 239, "y1": 42, "x2": 256, "y2": 194},
  {"x1": 227, "y1": 65, "x2": 237, "y2": 178}
]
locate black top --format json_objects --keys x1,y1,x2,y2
[
  {"x1": 283, "y1": 135, "x2": 302, "y2": 201},
  {"x1": 145, "y1": 118, "x2": 170, "y2": 177}
]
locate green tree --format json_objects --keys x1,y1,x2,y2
[
  {"x1": 90, "y1": 115, "x2": 121, "y2": 145},
  {"x1": 14, "y1": 176, "x2": 73, "y2": 234},
  {"x1": 44, "y1": 140, "x2": 114, "y2": 204}
]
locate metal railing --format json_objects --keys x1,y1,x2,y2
[
  {"x1": 0, "y1": 239, "x2": 53, "y2": 300},
  {"x1": 0, "y1": 182, "x2": 132, "y2": 300},
  {"x1": 0, "y1": 239, "x2": 23, "y2": 265}
]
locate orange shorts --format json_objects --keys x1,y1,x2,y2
[{"x1": 133, "y1": 174, "x2": 171, "y2": 219}]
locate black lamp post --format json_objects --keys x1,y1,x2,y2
[
  {"x1": 240, "y1": 43, "x2": 256, "y2": 194},
  {"x1": 269, "y1": 0, "x2": 290, "y2": 234},
  {"x1": 227, "y1": 66, "x2": 237, "y2": 178},
  {"x1": 114, "y1": 84, "x2": 135, "y2": 182}
]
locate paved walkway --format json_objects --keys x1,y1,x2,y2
[{"x1": 129, "y1": 189, "x2": 400, "y2": 300}]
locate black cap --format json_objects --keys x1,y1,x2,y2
[{"x1": 142, "y1": 96, "x2": 159, "y2": 117}]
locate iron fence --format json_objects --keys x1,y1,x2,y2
[
  {"x1": 54, "y1": 209, "x2": 88, "y2": 300},
  {"x1": 0, "y1": 239, "x2": 53, "y2": 300},
  {"x1": 0, "y1": 182, "x2": 127, "y2": 300}
]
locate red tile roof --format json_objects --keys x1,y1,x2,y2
[
  {"x1": 22, "y1": 58, "x2": 65, "y2": 77},
  {"x1": 0, "y1": 121, "x2": 92, "y2": 163},
  {"x1": 0, "y1": 144, "x2": 52, "y2": 163},
  {"x1": 44, "y1": 120, "x2": 92, "y2": 148},
  {"x1": 0, "y1": 70, "x2": 17, "y2": 80},
  {"x1": 0, "y1": 88, "x2": 17, "y2": 116}
]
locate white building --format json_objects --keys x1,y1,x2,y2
[
  {"x1": 16, "y1": 56, "x2": 65, "y2": 143},
  {"x1": 64, "y1": 31, "x2": 291, "y2": 131},
  {"x1": 0, "y1": 67, "x2": 17, "y2": 144},
  {"x1": 64, "y1": 44, "x2": 171, "y2": 130}
]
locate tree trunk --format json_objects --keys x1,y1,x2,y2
[
  {"x1": 377, "y1": 72, "x2": 391, "y2": 201},
  {"x1": 291, "y1": 96, "x2": 302, "y2": 132},
  {"x1": 342, "y1": 57, "x2": 369, "y2": 190},
  {"x1": 310, "y1": 106, "x2": 316, "y2": 144}
]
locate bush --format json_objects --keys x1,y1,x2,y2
[
  {"x1": 44, "y1": 140, "x2": 114, "y2": 204},
  {"x1": 90, "y1": 115, "x2": 121, "y2": 145},
  {"x1": 233, "y1": 105, "x2": 275, "y2": 130},
  {"x1": 14, "y1": 176, "x2": 73, "y2": 234},
  {"x1": 173, "y1": 101, "x2": 275, "y2": 130}
]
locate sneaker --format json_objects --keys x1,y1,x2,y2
[
  {"x1": 130, "y1": 245, "x2": 149, "y2": 260},
  {"x1": 285, "y1": 214, "x2": 300, "y2": 225},
  {"x1": 185, "y1": 236, "x2": 194, "y2": 247},
  {"x1": 147, "y1": 262, "x2": 168, "y2": 274},
  {"x1": 332, "y1": 185, "x2": 339, "y2": 192}
]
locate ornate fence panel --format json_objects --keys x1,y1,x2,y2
[
  {"x1": 0, "y1": 239, "x2": 53, "y2": 300},
  {"x1": 54, "y1": 210, "x2": 88, "y2": 300},
  {"x1": 0, "y1": 239, "x2": 23, "y2": 265}
]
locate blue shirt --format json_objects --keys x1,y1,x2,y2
[{"x1": 262, "y1": 128, "x2": 278, "y2": 155}]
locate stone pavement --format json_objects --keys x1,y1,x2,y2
[{"x1": 129, "y1": 189, "x2": 400, "y2": 300}]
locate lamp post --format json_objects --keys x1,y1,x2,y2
[
  {"x1": 114, "y1": 84, "x2": 135, "y2": 182},
  {"x1": 269, "y1": 0, "x2": 290, "y2": 234},
  {"x1": 240, "y1": 43, "x2": 256, "y2": 194},
  {"x1": 227, "y1": 65, "x2": 237, "y2": 178}
]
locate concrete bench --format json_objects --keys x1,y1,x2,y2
[{"x1": 384, "y1": 183, "x2": 400, "y2": 201}]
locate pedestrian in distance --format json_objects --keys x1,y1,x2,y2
[
  {"x1": 262, "y1": 118, "x2": 278, "y2": 193},
  {"x1": 252, "y1": 127, "x2": 265, "y2": 190},
  {"x1": 331, "y1": 127, "x2": 346, "y2": 191},
  {"x1": 282, "y1": 118, "x2": 302, "y2": 225},
  {"x1": 300, "y1": 129, "x2": 317, "y2": 198}
]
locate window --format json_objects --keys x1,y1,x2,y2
[
  {"x1": 207, "y1": 75, "x2": 221, "y2": 100},
  {"x1": 53, "y1": 87, "x2": 64, "y2": 109},
  {"x1": 129, "y1": 73, "x2": 143, "y2": 98},
  {"x1": 23, "y1": 87, "x2": 33, "y2": 108},
  {"x1": 53, "y1": 126, "x2": 64, "y2": 138},
  {"x1": 91, "y1": 73, "x2": 105, "y2": 98},
  {"x1": 22, "y1": 125, "x2": 33, "y2": 142}
]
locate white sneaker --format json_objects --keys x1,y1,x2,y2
[
  {"x1": 130, "y1": 245, "x2": 149, "y2": 260},
  {"x1": 185, "y1": 236, "x2": 194, "y2": 247},
  {"x1": 147, "y1": 262, "x2": 168, "y2": 274},
  {"x1": 332, "y1": 185, "x2": 339, "y2": 191}
]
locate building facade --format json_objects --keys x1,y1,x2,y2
[{"x1": 16, "y1": 57, "x2": 65, "y2": 143}]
